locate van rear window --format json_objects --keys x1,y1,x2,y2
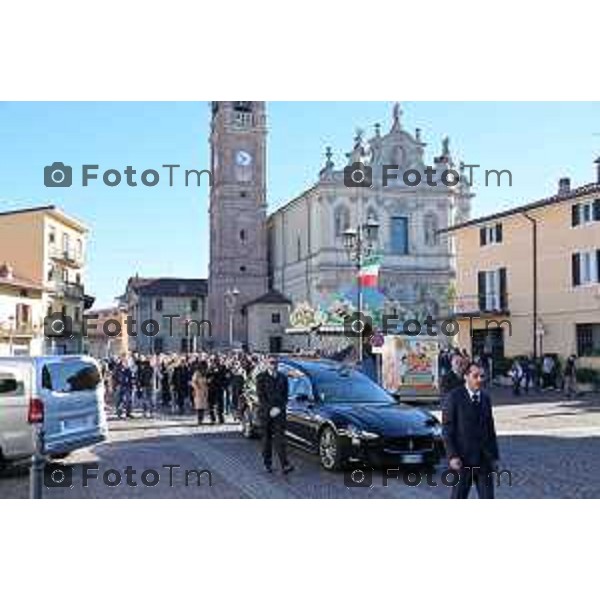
[
  {"x1": 0, "y1": 372, "x2": 24, "y2": 395},
  {"x1": 42, "y1": 362, "x2": 101, "y2": 392}
]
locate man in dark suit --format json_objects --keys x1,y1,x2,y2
[
  {"x1": 256, "y1": 356, "x2": 294, "y2": 474},
  {"x1": 442, "y1": 361, "x2": 499, "y2": 499}
]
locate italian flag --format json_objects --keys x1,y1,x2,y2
[{"x1": 358, "y1": 258, "x2": 380, "y2": 288}]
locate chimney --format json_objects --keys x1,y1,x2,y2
[
  {"x1": 558, "y1": 177, "x2": 570, "y2": 195},
  {"x1": 595, "y1": 157, "x2": 600, "y2": 184}
]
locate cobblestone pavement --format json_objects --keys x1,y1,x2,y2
[{"x1": 2, "y1": 390, "x2": 599, "y2": 499}]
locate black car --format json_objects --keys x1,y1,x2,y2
[{"x1": 240, "y1": 358, "x2": 444, "y2": 471}]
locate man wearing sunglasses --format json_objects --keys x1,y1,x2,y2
[
  {"x1": 442, "y1": 361, "x2": 500, "y2": 499},
  {"x1": 256, "y1": 356, "x2": 294, "y2": 474}
]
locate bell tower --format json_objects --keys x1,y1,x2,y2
[{"x1": 208, "y1": 101, "x2": 269, "y2": 347}]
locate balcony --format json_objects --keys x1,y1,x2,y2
[
  {"x1": 453, "y1": 293, "x2": 510, "y2": 317},
  {"x1": 0, "y1": 322, "x2": 40, "y2": 338},
  {"x1": 49, "y1": 246, "x2": 83, "y2": 267},
  {"x1": 47, "y1": 279, "x2": 85, "y2": 300}
]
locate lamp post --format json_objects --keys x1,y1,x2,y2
[
  {"x1": 343, "y1": 215, "x2": 380, "y2": 364},
  {"x1": 224, "y1": 287, "x2": 240, "y2": 349},
  {"x1": 8, "y1": 315, "x2": 15, "y2": 356}
]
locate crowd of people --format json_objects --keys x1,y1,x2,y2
[
  {"x1": 101, "y1": 351, "x2": 262, "y2": 424},
  {"x1": 438, "y1": 346, "x2": 580, "y2": 397}
]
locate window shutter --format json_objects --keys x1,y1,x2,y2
[
  {"x1": 478, "y1": 271, "x2": 487, "y2": 311},
  {"x1": 572, "y1": 204, "x2": 580, "y2": 227},
  {"x1": 572, "y1": 253, "x2": 581, "y2": 287},
  {"x1": 480, "y1": 228, "x2": 487, "y2": 246},
  {"x1": 593, "y1": 199, "x2": 600, "y2": 221},
  {"x1": 495, "y1": 223, "x2": 503, "y2": 243},
  {"x1": 596, "y1": 249, "x2": 600, "y2": 283},
  {"x1": 498, "y1": 268, "x2": 507, "y2": 310}
]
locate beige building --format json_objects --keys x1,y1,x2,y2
[
  {"x1": 84, "y1": 306, "x2": 129, "y2": 358},
  {"x1": 0, "y1": 263, "x2": 45, "y2": 355},
  {"x1": 121, "y1": 277, "x2": 208, "y2": 354},
  {"x1": 0, "y1": 205, "x2": 93, "y2": 354},
  {"x1": 440, "y1": 164, "x2": 600, "y2": 368}
]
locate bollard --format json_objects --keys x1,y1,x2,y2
[{"x1": 29, "y1": 424, "x2": 46, "y2": 499}]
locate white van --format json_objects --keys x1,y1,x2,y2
[{"x1": 0, "y1": 355, "x2": 108, "y2": 465}]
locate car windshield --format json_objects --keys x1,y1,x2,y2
[{"x1": 310, "y1": 365, "x2": 394, "y2": 404}]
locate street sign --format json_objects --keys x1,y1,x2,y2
[{"x1": 371, "y1": 332, "x2": 385, "y2": 347}]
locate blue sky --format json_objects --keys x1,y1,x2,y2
[{"x1": 0, "y1": 101, "x2": 599, "y2": 307}]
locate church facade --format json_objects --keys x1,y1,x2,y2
[{"x1": 208, "y1": 102, "x2": 473, "y2": 350}]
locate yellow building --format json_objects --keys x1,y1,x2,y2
[
  {"x1": 84, "y1": 306, "x2": 129, "y2": 358},
  {"x1": 0, "y1": 205, "x2": 93, "y2": 354},
  {"x1": 440, "y1": 168, "x2": 600, "y2": 369}
]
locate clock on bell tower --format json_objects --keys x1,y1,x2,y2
[{"x1": 208, "y1": 101, "x2": 269, "y2": 347}]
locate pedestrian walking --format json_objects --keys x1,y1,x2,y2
[
  {"x1": 564, "y1": 354, "x2": 578, "y2": 399},
  {"x1": 191, "y1": 366, "x2": 209, "y2": 425},
  {"x1": 138, "y1": 358, "x2": 155, "y2": 417},
  {"x1": 442, "y1": 362, "x2": 500, "y2": 499},
  {"x1": 509, "y1": 359, "x2": 523, "y2": 396},
  {"x1": 256, "y1": 355, "x2": 294, "y2": 474},
  {"x1": 440, "y1": 354, "x2": 466, "y2": 395},
  {"x1": 115, "y1": 358, "x2": 134, "y2": 419}
]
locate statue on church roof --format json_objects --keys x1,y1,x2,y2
[
  {"x1": 442, "y1": 135, "x2": 450, "y2": 158},
  {"x1": 390, "y1": 102, "x2": 402, "y2": 132}
]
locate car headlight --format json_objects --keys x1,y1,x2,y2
[
  {"x1": 345, "y1": 424, "x2": 380, "y2": 440},
  {"x1": 431, "y1": 424, "x2": 442, "y2": 437}
]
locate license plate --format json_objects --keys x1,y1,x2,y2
[
  {"x1": 400, "y1": 453, "x2": 424, "y2": 464},
  {"x1": 62, "y1": 417, "x2": 92, "y2": 432}
]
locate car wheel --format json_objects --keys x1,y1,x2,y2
[
  {"x1": 319, "y1": 426, "x2": 343, "y2": 471},
  {"x1": 241, "y1": 409, "x2": 255, "y2": 439}
]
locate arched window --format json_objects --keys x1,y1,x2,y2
[
  {"x1": 334, "y1": 205, "x2": 350, "y2": 238},
  {"x1": 424, "y1": 212, "x2": 439, "y2": 246}
]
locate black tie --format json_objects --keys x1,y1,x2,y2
[{"x1": 472, "y1": 392, "x2": 480, "y2": 404}]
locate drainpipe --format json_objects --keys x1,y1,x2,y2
[{"x1": 522, "y1": 212, "x2": 538, "y2": 361}]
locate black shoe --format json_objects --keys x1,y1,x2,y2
[
  {"x1": 264, "y1": 465, "x2": 273, "y2": 474},
  {"x1": 282, "y1": 464, "x2": 295, "y2": 475}
]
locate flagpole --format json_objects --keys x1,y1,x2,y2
[{"x1": 357, "y1": 253, "x2": 363, "y2": 364}]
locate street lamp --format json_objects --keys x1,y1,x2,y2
[
  {"x1": 224, "y1": 287, "x2": 240, "y2": 349},
  {"x1": 8, "y1": 315, "x2": 15, "y2": 356},
  {"x1": 343, "y1": 217, "x2": 380, "y2": 363}
]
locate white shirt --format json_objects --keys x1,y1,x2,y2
[{"x1": 465, "y1": 385, "x2": 480, "y2": 403}]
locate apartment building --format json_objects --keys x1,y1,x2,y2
[
  {"x1": 0, "y1": 263, "x2": 45, "y2": 355},
  {"x1": 0, "y1": 205, "x2": 93, "y2": 354},
  {"x1": 440, "y1": 162, "x2": 600, "y2": 368},
  {"x1": 121, "y1": 276, "x2": 209, "y2": 354}
]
